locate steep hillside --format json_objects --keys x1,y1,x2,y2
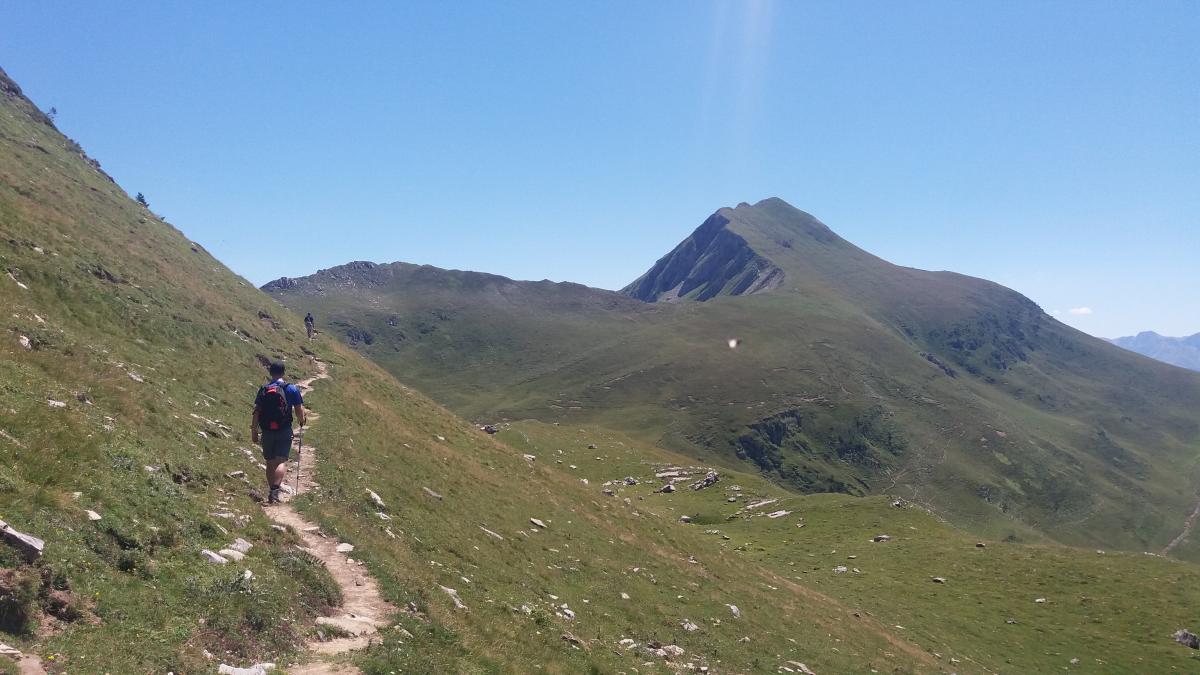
[
  {"x1": 1110, "y1": 331, "x2": 1200, "y2": 371},
  {"x1": 267, "y1": 200, "x2": 1200, "y2": 560},
  {"x1": 0, "y1": 65, "x2": 953, "y2": 673}
]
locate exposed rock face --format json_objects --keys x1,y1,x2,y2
[
  {"x1": 622, "y1": 212, "x2": 784, "y2": 302},
  {"x1": 1174, "y1": 628, "x2": 1200, "y2": 649}
]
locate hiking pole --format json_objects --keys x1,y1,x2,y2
[{"x1": 294, "y1": 425, "x2": 304, "y2": 496}]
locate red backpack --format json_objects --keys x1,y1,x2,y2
[{"x1": 258, "y1": 381, "x2": 293, "y2": 431}]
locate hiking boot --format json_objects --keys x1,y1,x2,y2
[{"x1": 268, "y1": 487, "x2": 281, "y2": 504}]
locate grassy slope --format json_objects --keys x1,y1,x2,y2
[
  {"x1": 499, "y1": 420, "x2": 1200, "y2": 673},
  {"x1": 266, "y1": 209, "x2": 1200, "y2": 558},
  {"x1": 0, "y1": 67, "x2": 944, "y2": 672}
]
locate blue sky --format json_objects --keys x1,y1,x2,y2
[{"x1": 2, "y1": 1, "x2": 1196, "y2": 337}]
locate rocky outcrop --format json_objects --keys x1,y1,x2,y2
[{"x1": 622, "y1": 212, "x2": 783, "y2": 302}]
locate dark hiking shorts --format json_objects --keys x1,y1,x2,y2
[{"x1": 260, "y1": 428, "x2": 293, "y2": 461}]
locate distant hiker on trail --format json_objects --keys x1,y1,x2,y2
[
  {"x1": 304, "y1": 312, "x2": 315, "y2": 340},
  {"x1": 251, "y1": 361, "x2": 305, "y2": 504}
]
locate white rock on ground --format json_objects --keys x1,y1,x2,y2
[
  {"x1": 0, "y1": 520, "x2": 44, "y2": 560},
  {"x1": 201, "y1": 549, "x2": 229, "y2": 564},
  {"x1": 85, "y1": 510, "x2": 102, "y2": 521},
  {"x1": 47, "y1": 399, "x2": 67, "y2": 409},
  {"x1": 219, "y1": 549, "x2": 246, "y2": 562},
  {"x1": 530, "y1": 518, "x2": 547, "y2": 529},
  {"x1": 682, "y1": 620, "x2": 699, "y2": 632},
  {"x1": 17, "y1": 335, "x2": 31, "y2": 351},
  {"x1": 440, "y1": 585, "x2": 468, "y2": 610},
  {"x1": 335, "y1": 542, "x2": 354, "y2": 553},
  {"x1": 727, "y1": 604, "x2": 741, "y2": 618},
  {"x1": 218, "y1": 663, "x2": 275, "y2": 675},
  {"x1": 367, "y1": 489, "x2": 385, "y2": 508},
  {"x1": 479, "y1": 526, "x2": 505, "y2": 540},
  {"x1": 229, "y1": 537, "x2": 253, "y2": 553}
]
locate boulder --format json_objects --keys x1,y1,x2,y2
[
  {"x1": 690, "y1": 471, "x2": 720, "y2": 491},
  {"x1": 682, "y1": 620, "x2": 700, "y2": 632},
  {"x1": 1174, "y1": 629, "x2": 1200, "y2": 649},
  {"x1": 0, "y1": 520, "x2": 44, "y2": 560},
  {"x1": 530, "y1": 518, "x2": 548, "y2": 529},
  {"x1": 335, "y1": 543, "x2": 354, "y2": 553},
  {"x1": 367, "y1": 489, "x2": 385, "y2": 508},
  {"x1": 229, "y1": 538, "x2": 253, "y2": 553},
  {"x1": 201, "y1": 549, "x2": 228, "y2": 564},
  {"x1": 727, "y1": 604, "x2": 741, "y2": 618},
  {"x1": 218, "y1": 549, "x2": 246, "y2": 562},
  {"x1": 85, "y1": 510, "x2": 102, "y2": 521},
  {"x1": 872, "y1": 534, "x2": 892, "y2": 543}
]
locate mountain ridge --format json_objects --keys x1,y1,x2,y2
[
  {"x1": 1109, "y1": 330, "x2": 1200, "y2": 371},
  {"x1": 266, "y1": 199, "x2": 1200, "y2": 559}
]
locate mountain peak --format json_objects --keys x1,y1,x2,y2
[{"x1": 621, "y1": 198, "x2": 859, "y2": 303}]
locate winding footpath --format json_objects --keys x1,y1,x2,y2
[
  {"x1": 261, "y1": 359, "x2": 395, "y2": 675},
  {"x1": 1161, "y1": 494, "x2": 1200, "y2": 556}
]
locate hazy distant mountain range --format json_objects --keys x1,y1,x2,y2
[{"x1": 1109, "y1": 331, "x2": 1200, "y2": 371}]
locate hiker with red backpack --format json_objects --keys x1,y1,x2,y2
[{"x1": 251, "y1": 361, "x2": 306, "y2": 504}]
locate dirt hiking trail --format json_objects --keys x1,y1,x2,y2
[{"x1": 265, "y1": 359, "x2": 395, "y2": 675}]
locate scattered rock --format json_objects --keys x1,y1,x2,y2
[
  {"x1": 0, "y1": 519, "x2": 44, "y2": 560},
  {"x1": 530, "y1": 518, "x2": 547, "y2": 529},
  {"x1": 657, "y1": 484, "x2": 676, "y2": 494},
  {"x1": 1034, "y1": 597, "x2": 1047, "y2": 604},
  {"x1": 832, "y1": 566, "x2": 848, "y2": 574},
  {"x1": 17, "y1": 335, "x2": 31, "y2": 351},
  {"x1": 1070, "y1": 657, "x2": 1080, "y2": 665},
  {"x1": 218, "y1": 548, "x2": 246, "y2": 562},
  {"x1": 85, "y1": 510, "x2": 102, "y2": 521},
  {"x1": 376, "y1": 511, "x2": 391, "y2": 520},
  {"x1": 367, "y1": 489, "x2": 386, "y2": 508},
  {"x1": 619, "y1": 638, "x2": 636, "y2": 648},
  {"x1": 0, "y1": 642, "x2": 23, "y2": 658},
  {"x1": 440, "y1": 585, "x2": 468, "y2": 610},
  {"x1": 217, "y1": 663, "x2": 275, "y2": 675},
  {"x1": 785, "y1": 662, "x2": 816, "y2": 675},
  {"x1": 128, "y1": 371, "x2": 144, "y2": 383},
  {"x1": 1174, "y1": 629, "x2": 1200, "y2": 649},
  {"x1": 228, "y1": 538, "x2": 253, "y2": 553},
  {"x1": 422, "y1": 486, "x2": 444, "y2": 501},
  {"x1": 682, "y1": 620, "x2": 699, "y2": 632},
  {"x1": 479, "y1": 526, "x2": 505, "y2": 541},
  {"x1": 602, "y1": 488, "x2": 615, "y2": 496},
  {"x1": 226, "y1": 470, "x2": 245, "y2": 479},
  {"x1": 892, "y1": 499, "x2": 904, "y2": 508},
  {"x1": 1006, "y1": 618, "x2": 1018, "y2": 624},
  {"x1": 201, "y1": 549, "x2": 229, "y2": 564},
  {"x1": 623, "y1": 476, "x2": 639, "y2": 486},
  {"x1": 522, "y1": 454, "x2": 536, "y2": 462},
  {"x1": 335, "y1": 543, "x2": 354, "y2": 553},
  {"x1": 561, "y1": 631, "x2": 586, "y2": 648},
  {"x1": 481, "y1": 424, "x2": 500, "y2": 434},
  {"x1": 976, "y1": 542, "x2": 986, "y2": 548},
  {"x1": 557, "y1": 604, "x2": 576, "y2": 620},
  {"x1": 931, "y1": 577, "x2": 946, "y2": 584},
  {"x1": 872, "y1": 534, "x2": 892, "y2": 543},
  {"x1": 765, "y1": 510, "x2": 792, "y2": 519},
  {"x1": 690, "y1": 471, "x2": 720, "y2": 491},
  {"x1": 47, "y1": 399, "x2": 67, "y2": 409},
  {"x1": 587, "y1": 443, "x2": 597, "y2": 449},
  {"x1": 727, "y1": 604, "x2": 741, "y2": 619},
  {"x1": 620, "y1": 592, "x2": 630, "y2": 600},
  {"x1": 679, "y1": 515, "x2": 692, "y2": 524}
]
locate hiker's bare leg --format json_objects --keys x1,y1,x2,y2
[{"x1": 268, "y1": 458, "x2": 287, "y2": 488}]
